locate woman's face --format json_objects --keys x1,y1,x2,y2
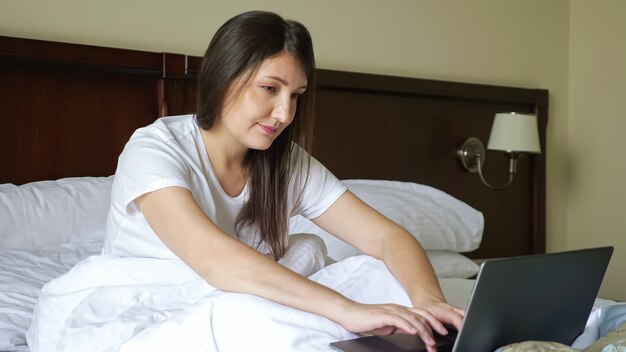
[{"x1": 217, "y1": 51, "x2": 308, "y2": 152}]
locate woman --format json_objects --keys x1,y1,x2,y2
[{"x1": 33, "y1": 10, "x2": 463, "y2": 352}]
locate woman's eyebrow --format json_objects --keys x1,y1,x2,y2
[{"x1": 264, "y1": 75, "x2": 308, "y2": 90}]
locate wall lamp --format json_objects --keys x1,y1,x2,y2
[{"x1": 457, "y1": 112, "x2": 541, "y2": 190}]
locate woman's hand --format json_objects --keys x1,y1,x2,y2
[
  {"x1": 413, "y1": 299, "x2": 465, "y2": 331},
  {"x1": 335, "y1": 301, "x2": 463, "y2": 352}
]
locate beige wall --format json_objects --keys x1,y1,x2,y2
[
  {"x1": 568, "y1": 0, "x2": 626, "y2": 301},
  {"x1": 1, "y1": 1, "x2": 623, "y2": 299}
]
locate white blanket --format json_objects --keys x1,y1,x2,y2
[
  {"x1": 13, "y1": 235, "x2": 626, "y2": 352},
  {"x1": 13, "y1": 251, "x2": 626, "y2": 352},
  {"x1": 27, "y1": 254, "x2": 417, "y2": 352}
]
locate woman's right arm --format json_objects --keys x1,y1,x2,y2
[{"x1": 136, "y1": 186, "x2": 442, "y2": 351}]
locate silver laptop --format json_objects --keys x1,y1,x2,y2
[{"x1": 330, "y1": 246, "x2": 613, "y2": 352}]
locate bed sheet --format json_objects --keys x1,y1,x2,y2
[{"x1": 0, "y1": 231, "x2": 103, "y2": 352}]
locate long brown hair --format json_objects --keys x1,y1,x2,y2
[{"x1": 196, "y1": 11, "x2": 315, "y2": 260}]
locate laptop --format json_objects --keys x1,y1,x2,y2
[{"x1": 330, "y1": 246, "x2": 613, "y2": 352}]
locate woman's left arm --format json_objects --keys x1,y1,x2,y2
[{"x1": 312, "y1": 190, "x2": 465, "y2": 330}]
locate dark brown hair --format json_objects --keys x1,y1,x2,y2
[{"x1": 196, "y1": 11, "x2": 315, "y2": 260}]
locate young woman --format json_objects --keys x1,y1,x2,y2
[{"x1": 103, "y1": 10, "x2": 463, "y2": 352}]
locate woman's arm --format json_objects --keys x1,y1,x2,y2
[
  {"x1": 312, "y1": 191, "x2": 465, "y2": 330},
  {"x1": 136, "y1": 186, "x2": 443, "y2": 351}
]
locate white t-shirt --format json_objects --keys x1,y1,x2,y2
[{"x1": 103, "y1": 114, "x2": 346, "y2": 260}]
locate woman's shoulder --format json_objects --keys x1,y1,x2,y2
[
  {"x1": 119, "y1": 114, "x2": 200, "y2": 166},
  {"x1": 132, "y1": 114, "x2": 197, "y2": 142},
  {"x1": 135, "y1": 114, "x2": 195, "y2": 138},
  {"x1": 288, "y1": 142, "x2": 312, "y2": 164}
]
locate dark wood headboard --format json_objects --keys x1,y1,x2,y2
[{"x1": 0, "y1": 36, "x2": 548, "y2": 260}]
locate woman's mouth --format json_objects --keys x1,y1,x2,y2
[{"x1": 259, "y1": 124, "x2": 278, "y2": 134}]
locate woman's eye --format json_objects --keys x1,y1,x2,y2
[
  {"x1": 263, "y1": 86, "x2": 276, "y2": 93},
  {"x1": 291, "y1": 93, "x2": 302, "y2": 100}
]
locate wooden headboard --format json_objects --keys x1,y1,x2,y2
[{"x1": 0, "y1": 36, "x2": 548, "y2": 260}]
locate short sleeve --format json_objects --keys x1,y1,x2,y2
[
  {"x1": 115, "y1": 129, "x2": 192, "y2": 215},
  {"x1": 290, "y1": 149, "x2": 347, "y2": 219}
]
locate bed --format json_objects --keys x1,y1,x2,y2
[{"x1": 1, "y1": 35, "x2": 624, "y2": 351}]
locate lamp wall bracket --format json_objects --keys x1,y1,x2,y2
[{"x1": 457, "y1": 137, "x2": 485, "y2": 173}]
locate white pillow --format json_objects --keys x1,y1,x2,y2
[
  {"x1": 289, "y1": 179, "x2": 483, "y2": 260},
  {"x1": 427, "y1": 250, "x2": 479, "y2": 278},
  {"x1": 0, "y1": 176, "x2": 113, "y2": 250}
]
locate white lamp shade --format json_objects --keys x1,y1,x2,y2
[{"x1": 487, "y1": 112, "x2": 541, "y2": 154}]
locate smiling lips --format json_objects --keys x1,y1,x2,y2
[{"x1": 259, "y1": 124, "x2": 278, "y2": 134}]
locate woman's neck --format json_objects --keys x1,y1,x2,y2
[{"x1": 200, "y1": 127, "x2": 249, "y2": 197}]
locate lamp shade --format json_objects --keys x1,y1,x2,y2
[{"x1": 487, "y1": 112, "x2": 541, "y2": 154}]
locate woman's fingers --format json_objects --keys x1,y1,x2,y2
[
  {"x1": 439, "y1": 303, "x2": 465, "y2": 330},
  {"x1": 340, "y1": 301, "x2": 463, "y2": 352},
  {"x1": 453, "y1": 306, "x2": 466, "y2": 318},
  {"x1": 415, "y1": 301, "x2": 465, "y2": 331},
  {"x1": 409, "y1": 307, "x2": 448, "y2": 335},
  {"x1": 369, "y1": 305, "x2": 437, "y2": 347}
]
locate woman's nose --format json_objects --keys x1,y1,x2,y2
[
  {"x1": 271, "y1": 106, "x2": 287, "y2": 122},
  {"x1": 271, "y1": 98, "x2": 294, "y2": 123}
]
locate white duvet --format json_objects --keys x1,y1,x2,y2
[
  {"x1": 3, "y1": 234, "x2": 625, "y2": 352},
  {"x1": 26, "y1": 252, "x2": 418, "y2": 352},
  {"x1": 0, "y1": 230, "x2": 473, "y2": 352}
]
